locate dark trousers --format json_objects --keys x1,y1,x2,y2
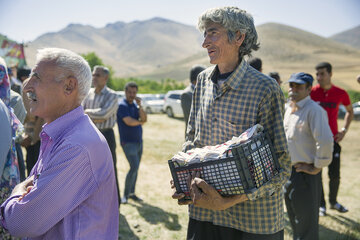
[
  {"x1": 25, "y1": 140, "x2": 41, "y2": 176},
  {"x1": 15, "y1": 143, "x2": 26, "y2": 181},
  {"x1": 122, "y1": 142, "x2": 143, "y2": 197},
  {"x1": 100, "y1": 128, "x2": 121, "y2": 206},
  {"x1": 285, "y1": 167, "x2": 321, "y2": 240},
  {"x1": 186, "y1": 218, "x2": 284, "y2": 240},
  {"x1": 320, "y1": 141, "x2": 341, "y2": 207}
]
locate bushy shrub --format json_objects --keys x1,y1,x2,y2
[
  {"x1": 109, "y1": 77, "x2": 185, "y2": 93},
  {"x1": 347, "y1": 90, "x2": 360, "y2": 103}
]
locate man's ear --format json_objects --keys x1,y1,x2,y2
[
  {"x1": 235, "y1": 31, "x2": 246, "y2": 47},
  {"x1": 64, "y1": 76, "x2": 77, "y2": 95},
  {"x1": 306, "y1": 85, "x2": 312, "y2": 94}
]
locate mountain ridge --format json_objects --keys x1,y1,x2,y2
[
  {"x1": 330, "y1": 25, "x2": 360, "y2": 49},
  {"x1": 24, "y1": 17, "x2": 203, "y2": 76},
  {"x1": 2, "y1": 19, "x2": 359, "y2": 89}
]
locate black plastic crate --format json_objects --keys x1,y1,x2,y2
[{"x1": 168, "y1": 132, "x2": 281, "y2": 201}]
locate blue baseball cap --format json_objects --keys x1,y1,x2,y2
[{"x1": 288, "y1": 72, "x2": 314, "y2": 85}]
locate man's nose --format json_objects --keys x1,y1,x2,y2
[
  {"x1": 202, "y1": 36, "x2": 210, "y2": 48},
  {"x1": 23, "y1": 77, "x2": 32, "y2": 92}
]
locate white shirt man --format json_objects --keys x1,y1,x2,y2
[{"x1": 284, "y1": 72, "x2": 333, "y2": 240}]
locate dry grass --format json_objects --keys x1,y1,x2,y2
[
  {"x1": 115, "y1": 114, "x2": 360, "y2": 240},
  {"x1": 116, "y1": 114, "x2": 187, "y2": 240}
]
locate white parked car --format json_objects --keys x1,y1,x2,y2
[
  {"x1": 140, "y1": 94, "x2": 165, "y2": 114},
  {"x1": 163, "y1": 90, "x2": 184, "y2": 118},
  {"x1": 353, "y1": 101, "x2": 360, "y2": 120},
  {"x1": 338, "y1": 101, "x2": 360, "y2": 120},
  {"x1": 116, "y1": 91, "x2": 125, "y2": 104}
]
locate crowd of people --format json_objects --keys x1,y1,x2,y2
[{"x1": 0, "y1": 6, "x2": 356, "y2": 240}]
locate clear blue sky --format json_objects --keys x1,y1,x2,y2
[{"x1": 1, "y1": 0, "x2": 359, "y2": 43}]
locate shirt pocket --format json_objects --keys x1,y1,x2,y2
[{"x1": 218, "y1": 118, "x2": 248, "y2": 140}]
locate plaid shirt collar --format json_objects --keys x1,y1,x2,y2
[{"x1": 208, "y1": 59, "x2": 248, "y2": 91}]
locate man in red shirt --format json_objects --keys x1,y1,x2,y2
[{"x1": 310, "y1": 62, "x2": 354, "y2": 216}]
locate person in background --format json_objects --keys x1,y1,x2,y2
[
  {"x1": 172, "y1": 7, "x2": 290, "y2": 240},
  {"x1": 269, "y1": 71, "x2": 282, "y2": 85},
  {"x1": 117, "y1": 82, "x2": 147, "y2": 204},
  {"x1": 0, "y1": 57, "x2": 21, "y2": 239},
  {"x1": 0, "y1": 99, "x2": 14, "y2": 240},
  {"x1": 181, "y1": 65, "x2": 205, "y2": 137},
  {"x1": 248, "y1": 57, "x2": 262, "y2": 72},
  {"x1": 8, "y1": 66, "x2": 27, "y2": 181},
  {"x1": 8, "y1": 67, "x2": 22, "y2": 95},
  {"x1": 0, "y1": 99, "x2": 11, "y2": 175},
  {"x1": 0, "y1": 48, "x2": 119, "y2": 239},
  {"x1": 15, "y1": 67, "x2": 34, "y2": 179},
  {"x1": 21, "y1": 111, "x2": 44, "y2": 176},
  {"x1": 284, "y1": 72, "x2": 333, "y2": 240},
  {"x1": 9, "y1": 89, "x2": 26, "y2": 181},
  {"x1": 310, "y1": 62, "x2": 354, "y2": 216},
  {"x1": 9, "y1": 90, "x2": 26, "y2": 124},
  {"x1": 82, "y1": 65, "x2": 121, "y2": 206},
  {"x1": 17, "y1": 68, "x2": 31, "y2": 84}
]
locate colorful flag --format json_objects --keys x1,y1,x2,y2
[{"x1": 0, "y1": 35, "x2": 27, "y2": 69}]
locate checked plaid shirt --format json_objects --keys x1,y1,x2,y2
[{"x1": 183, "y1": 59, "x2": 291, "y2": 234}]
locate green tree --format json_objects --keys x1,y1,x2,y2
[
  {"x1": 81, "y1": 52, "x2": 185, "y2": 93},
  {"x1": 81, "y1": 52, "x2": 104, "y2": 69},
  {"x1": 347, "y1": 90, "x2": 360, "y2": 103},
  {"x1": 81, "y1": 52, "x2": 117, "y2": 89}
]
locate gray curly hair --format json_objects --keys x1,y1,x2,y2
[{"x1": 198, "y1": 6, "x2": 260, "y2": 60}]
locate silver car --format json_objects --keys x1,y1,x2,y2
[
  {"x1": 163, "y1": 90, "x2": 184, "y2": 118},
  {"x1": 338, "y1": 101, "x2": 360, "y2": 120},
  {"x1": 141, "y1": 94, "x2": 165, "y2": 114}
]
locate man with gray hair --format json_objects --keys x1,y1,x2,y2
[
  {"x1": 0, "y1": 48, "x2": 119, "y2": 239},
  {"x1": 82, "y1": 65, "x2": 121, "y2": 206},
  {"x1": 171, "y1": 7, "x2": 290, "y2": 239}
]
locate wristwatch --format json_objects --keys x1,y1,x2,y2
[{"x1": 341, "y1": 127, "x2": 347, "y2": 133}]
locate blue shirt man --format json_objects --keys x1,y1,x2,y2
[
  {"x1": 117, "y1": 82, "x2": 147, "y2": 204},
  {"x1": 117, "y1": 98, "x2": 142, "y2": 144}
]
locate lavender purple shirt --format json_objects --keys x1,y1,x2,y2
[{"x1": 0, "y1": 106, "x2": 119, "y2": 239}]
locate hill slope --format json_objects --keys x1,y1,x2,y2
[
  {"x1": 22, "y1": 21, "x2": 360, "y2": 90},
  {"x1": 146, "y1": 23, "x2": 360, "y2": 89},
  {"x1": 330, "y1": 25, "x2": 360, "y2": 49},
  {"x1": 25, "y1": 18, "x2": 203, "y2": 76}
]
